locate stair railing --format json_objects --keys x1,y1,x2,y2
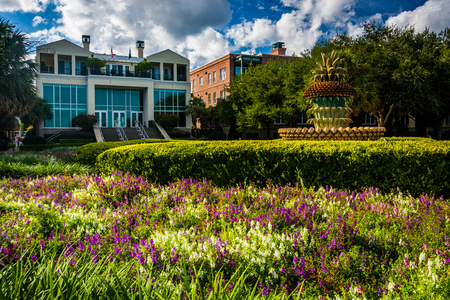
[
  {"x1": 115, "y1": 121, "x2": 128, "y2": 141},
  {"x1": 135, "y1": 120, "x2": 150, "y2": 139}
]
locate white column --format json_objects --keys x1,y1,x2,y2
[
  {"x1": 54, "y1": 53, "x2": 58, "y2": 74},
  {"x1": 71, "y1": 56, "x2": 76, "y2": 76},
  {"x1": 174, "y1": 63, "x2": 177, "y2": 82},
  {"x1": 160, "y1": 62, "x2": 164, "y2": 81},
  {"x1": 87, "y1": 80, "x2": 96, "y2": 115}
]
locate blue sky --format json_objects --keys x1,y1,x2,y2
[{"x1": 1, "y1": 0, "x2": 449, "y2": 69}]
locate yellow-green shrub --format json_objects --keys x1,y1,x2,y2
[
  {"x1": 96, "y1": 140, "x2": 450, "y2": 197},
  {"x1": 74, "y1": 139, "x2": 169, "y2": 165}
]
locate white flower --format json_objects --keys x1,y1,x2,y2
[
  {"x1": 387, "y1": 281, "x2": 395, "y2": 292},
  {"x1": 419, "y1": 252, "x2": 426, "y2": 264}
]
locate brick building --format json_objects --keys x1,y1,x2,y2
[{"x1": 190, "y1": 42, "x2": 291, "y2": 108}]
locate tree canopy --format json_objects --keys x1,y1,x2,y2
[
  {"x1": 227, "y1": 57, "x2": 314, "y2": 137},
  {"x1": 0, "y1": 18, "x2": 37, "y2": 121},
  {"x1": 310, "y1": 23, "x2": 450, "y2": 135}
]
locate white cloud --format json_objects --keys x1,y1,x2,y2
[
  {"x1": 386, "y1": 0, "x2": 450, "y2": 32},
  {"x1": 28, "y1": 0, "x2": 232, "y2": 68},
  {"x1": 0, "y1": 0, "x2": 50, "y2": 13},
  {"x1": 32, "y1": 16, "x2": 48, "y2": 27},
  {"x1": 226, "y1": 19, "x2": 277, "y2": 50},
  {"x1": 346, "y1": 13, "x2": 383, "y2": 37}
]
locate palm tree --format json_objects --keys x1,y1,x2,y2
[
  {"x1": 185, "y1": 97, "x2": 206, "y2": 139},
  {"x1": 21, "y1": 98, "x2": 52, "y2": 137},
  {"x1": 0, "y1": 18, "x2": 37, "y2": 121}
]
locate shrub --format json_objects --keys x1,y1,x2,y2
[
  {"x1": 22, "y1": 135, "x2": 46, "y2": 145},
  {"x1": 155, "y1": 113, "x2": 179, "y2": 130},
  {"x1": 72, "y1": 114, "x2": 97, "y2": 132},
  {"x1": 20, "y1": 143, "x2": 85, "y2": 151},
  {"x1": 74, "y1": 139, "x2": 170, "y2": 165},
  {"x1": 96, "y1": 139, "x2": 450, "y2": 197},
  {"x1": 0, "y1": 130, "x2": 10, "y2": 151}
]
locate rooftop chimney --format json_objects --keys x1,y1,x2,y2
[
  {"x1": 82, "y1": 35, "x2": 90, "y2": 51},
  {"x1": 136, "y1": 40, "x2": 145, "y2": 58},
  {"x1": 270, "y1": 42, "x2": 286, "y2": 56}
]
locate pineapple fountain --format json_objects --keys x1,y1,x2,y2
[{"x1": 279, "y1": 51, "x2": 385, "y2": 141}]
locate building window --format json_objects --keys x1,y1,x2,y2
[
  {"x1": 220, "y1": 68, "x2": 226, "y2": 81},
  {"x1": 199, "y1": 76, "x2": 204, "y2": 85},
  {"x1": 274, "y1": 114, "x2": 285, "y2": 125},
  {"x1": 213, "y1": 71, "x2": 217, "y2": 83},
  {"x1": 200, "y1": 96, "x2": 203, "y2": 101},
  {"x1": 213, "y1": 92, "x2": 217, "y2": 104},
  {"x1": 220, "y1": 90, "x2": 226, "y2": 100},
  {"x1": 58, "y1": 60, "x2": 71, "y2": 75},
  {"x1": 43, "y1": 84, "x2": 87, "y2": 128},
  {"x1": 208, "y1": 94, "x2": 211, "y2": 105},
  {"x1": 444, "y1": 116, "x2": 450, "y2": 126},
  {"x1": 94, "y1": 88, "x2": 144, "y2": 127},
  {"x1": 154, "y1": 89, "x2": 186, "y2": 127},
  {"x1": 208, "y1": 74, "x2": 211, "y2": 85},
  {"x1": 362, "y1": 113, "x2": 377, "y2": 126},
  {"x1": 193, "y1": 79, "x2": 196, "y2": 90},
  {"x1": 297, "y1": 112, "x2": 310, "y2": 125}
]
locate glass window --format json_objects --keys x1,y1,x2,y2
[
  {"x1": 193, "y1": 79, "x2": 196, "y2": 90},
  {"x1": 220, "y1": 90, "x2": 226, "y2": 100},
  {"x1": 208, "y1": 94, "x2": 211, "y2": 105},
  {"x1": 213, "y1": 92, "x2": 217, "y2": 104},
  {"x1": 213, "y1": 72, "x2": 217, "y2": 83},
  {"x1": 154, "y1": 89, "x2": 187, "y2": 127},
  {"x1": 200, "y1": 77, "x2": 203, "y2": 85},
  {"x1": 208, "y1": 74, "x2": 211, "y2": 84},
  {"x1": 220, "y1": 68, "x2": 226, "y2": 81}
]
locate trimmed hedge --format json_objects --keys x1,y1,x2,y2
[
  {"x1": 20, "y1": 144, "x2": 86, "y2": 151},
  {"x1": 74, "y1": 139, "x2": 170, "y2": 165},
  {"x1": 96, "y1": 140, "x2": 450, "y2": 197},
  {"x1": 59, "y1": 139, "x2": 94, "y2": 144}
]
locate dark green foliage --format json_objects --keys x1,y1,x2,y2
[
  {"x1": 72, "y1": 114, "x2": 97, "y2": 132},
  {"x1": 0, "y1": 130, "x2": 10, "y2": 151},
  {"x1": 0, "y1": 18, "x2": 37, "y2": 120},
  {"x1": 96, "y1": 140, "x2": 450, "y2": 197},
  {"x1": 74, "y1": 139, "x2": 169, "y2": 165},
  {"x1": 155, "y1": 113, "x2": 179, "y2": 130},
  {"x1": 58, "y1": 139, "x2": 94, "y2": 144},
  {"x1": 22, "y1": 135, "x2": 46, "y2": 145},
  {"x1": 85, "y1": 57, "x2": 105, "y2": 75},
  {"x1": 19, "y1": 144, "x2": 83, "y2": 151}
]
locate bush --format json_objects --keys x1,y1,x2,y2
[
  {"x1": 74, "y1": 139, "x2": 170, "y2": 165},
  {"x1": 155, "y1": 114, "x2": 179, "y2": 130},
  {"x1": 72, "y1": 114, "x2": 97, "y2": 132},
  {"x1": 59, "y1": 139, "x2": 94, "y2": 144},
  {"x1": 20, "y1": 144, "x2": 85, "y2": 151},
  {"x1": 22, "y1": 135, "x2": 46, "y2": 145},
  {"x1": 0, "y1": 130, "x2": 10, "y2": 151},
  {"x1": 96, "y1": 139, "x2": 450, "y2": 197}
]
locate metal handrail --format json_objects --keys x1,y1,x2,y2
[
  {"x1": 46, "y1": 131, "x2": 61, "y2": 142},
  {"x1": 115, "y1": 121, "x2": 128, "y2": 141},
  {"x1": 135, "y1": 120, "x2": 149, "y2": 139}
]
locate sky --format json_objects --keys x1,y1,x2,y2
[{"x1": 0, "y1": 0, "x2": 449, "y2": 69}]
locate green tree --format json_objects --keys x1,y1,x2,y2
[
  {"x1": 86, "y1": 57, "x2": 106, "y2": 75},
  {"x1": 227, "y1": 58, "x2": 313, "y2": 138},
  {"x1": 0, "y1": 18, "x2": 37, "y2": 121},
  {"x1": 185, "y1": 97, "x2": 206, "y2": 139},
  {"x1": 155, "y1": 113, "x2": 179, "y2": 130},
  {"x1": 21, "y1": 97, "x2": 53, "y2": 137},
  {"x1": 311, "y1": 23, "x2": 450, "y2": 136},
  {"x1": 72, "y1": 114, "x2": 97, "y2": 132}
]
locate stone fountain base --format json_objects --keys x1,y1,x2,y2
[{"x1": 278, "y1": 127, "x2": 386, "y2": 141}]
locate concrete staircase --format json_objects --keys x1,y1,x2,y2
[{"x1": 100, "y1": 126, "x2": 162, "y2": 142}]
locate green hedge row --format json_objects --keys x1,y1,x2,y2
[
  {"x1": 20, "y1": 144, "x2": 86, "y2": 151},
  {"x1": 59, "y1": 139, "x2": 94, "y2": 144},
  {"x1": 74, "y1": 139, "x2": 170, "y2": 165},
  {"x1": 96, "y1": 140, "x2": 450, "y2": 197}
]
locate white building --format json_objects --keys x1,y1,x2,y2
[{"x1": 35, "y1": 35, "x2": 191, "y2": 137}]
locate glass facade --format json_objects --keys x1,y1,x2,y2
[
  {"x1": 43, "y1": 84, "x2": 87, "y2": 128},
  {"x1": 95, "y1": 88, "x2": 143, "y2": 127},
  {"x1": 154, "y1": 89, "x2": 186, "y2": 127}
]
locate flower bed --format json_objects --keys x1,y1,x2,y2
[{"x1": 1, "y1": 173, "x2": 449, "y2": 298}]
